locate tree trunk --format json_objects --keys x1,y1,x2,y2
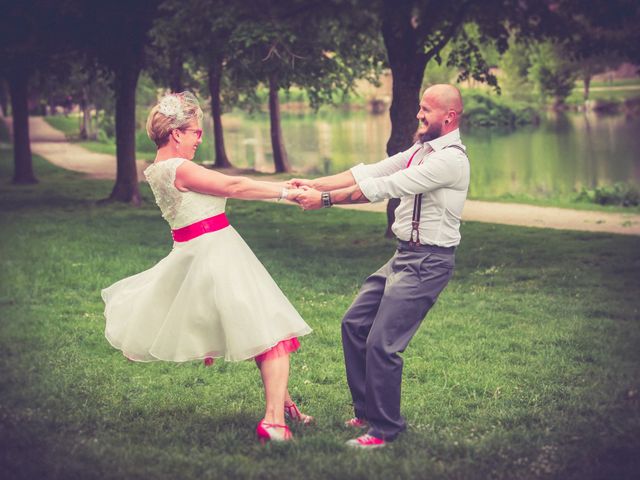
[
  {"x1": 0, "y1": 79, "x2": 9, "y2": 117},
  {"x1": 208, "y1": 64, "x2": 232, "y2": 168},
  {"x1": 7, "y1": 68, "x2": 37, "y2": 184},
  {"x1": 47, "y1": 97, "x2": 56, "y2": 116},
  {"x1": 106, "y1": 63, "x2": 141, "y2": 205},
  {"x1": 80, "y1": 85, "x2": 90, "y2": 140},
  {"x1": 381, "y1": 1, "x2": 428, "y2": 237},
  {"x1": 169, "y1": 52, "x2": 183, "y2": 93},
  {"x1": 583, "y1": 75, "x2": 591, "y2": 101},
  {"x1": 268, "y1": 73, "x2": 290, "y2": 173}
]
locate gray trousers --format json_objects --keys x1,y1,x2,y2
[{"x1": 341, "y1": 241, "x2": 455, "y2": 441}]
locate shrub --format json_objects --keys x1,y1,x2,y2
[
  {"x1": 462, "y1": 92, "x2": 540, "y2": 128},
  {"x1": 135, "y1": 129, "x2": 157, "y2": 154},
  {"x1": 575, "y1": 183, "x2": 640, "y2": 207}
]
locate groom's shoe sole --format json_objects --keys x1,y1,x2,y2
[{"x1": 344, "y1": 417, "x2": 369, "y2": 429}]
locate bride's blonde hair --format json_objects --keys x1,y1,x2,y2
[{"x1": 146, "y1": 91, "x2": 203, "y2": 147}]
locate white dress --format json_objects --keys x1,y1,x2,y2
[{"x1": 102, "y1": 157, "x2": 312, "y2": 362}]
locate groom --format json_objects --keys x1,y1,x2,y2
[{"x1": 292, "y1": 84, "x2": 470, "y2": 448}]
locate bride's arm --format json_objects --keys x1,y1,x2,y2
[{"x1": 175, "y1": 161, "x2": 298, "y2": 200}]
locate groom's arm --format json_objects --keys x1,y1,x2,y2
[
  {"x1": 296, "y1": 184, "x2": 370, "y2": 210},
  {"x1": 288, "y1": 170, "x2": 356, "y2": 191},
  {"x1": 289, "y1": 145, "x2": 416, "y2": 192}
]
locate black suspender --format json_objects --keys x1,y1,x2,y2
[
  {"x1": 445, "y1": 144, "x2": 466, "y2": 154},
  {"x1": 408, "y1": 144, "x2": 468, "y2": 247}
]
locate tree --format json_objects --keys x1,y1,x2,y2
[
  {"x1": 0, "y1": 80, "x2": 9, "y2": 118},
  {"x1": 527, "y1": 41, "x2": 577, "y2": 109},
  {"x1": 152, "y1": 0, "x2": 383, "y2": 175},
  {"x1": 577, "y1": 55, "x2": 623, "y2": 101},
  {"x1": 230, "y1": 0, "x2": 383, "y2": 173},
  {"x1": 368, "y1": 0, "x2": 574, "y2": 234},
  {"x1": 0, "y1": 0, "x2": 75, "y2": 184},
  {"x1": 500, "y1": 1, "x2": 640, "y2": 107},
  {"x1": 500, "y1": 36, "x2": 534, "y2": 101},
  {"x1": 376, "y1": 0, "x2": 496, "y2": 234},
  {"x1": 550, "y1": 0, "x2": 640, "y2": 101},
  {"x1": 151, "y1": 0, "x2": 239, "y2": 168},
  {"x1": 73, "y1": 0, "x2": 161, "y2": 205}
]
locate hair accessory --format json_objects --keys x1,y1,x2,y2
[{"x1": 158, "y1": 94, "x2": 185, "y2": 125}]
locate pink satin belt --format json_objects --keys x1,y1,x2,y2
[{"x1": 171, "y1": 213, "x2": 230, "y2": 242}]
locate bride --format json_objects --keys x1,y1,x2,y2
[{"x1": 102, "y1": 91, "x2": 312, "y2": 443}]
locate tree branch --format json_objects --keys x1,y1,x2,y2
[{"x1": 420, "y1": 0, "x2": 472, "y2": 62}]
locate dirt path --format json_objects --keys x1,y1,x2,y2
[
  {"x1": 4, "y1": 116, "x2": 149, "y2": 181},
  {"x1": 5, "y1": 116, "x2": 640, "y2": 236},
  {"x1": 340, "y1": 201, "x2": 640, "y2": 236}
]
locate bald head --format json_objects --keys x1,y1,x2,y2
[
  {"x1": 423, "y1": 84, "x2": 463, "y2": 116},
  {"x1": 415, "y1": 84, "x2": 463, "y2": 142}
]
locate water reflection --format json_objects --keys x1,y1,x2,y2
[{"x1": 202, "y1": 109, "x2": 640, "y2": 198}]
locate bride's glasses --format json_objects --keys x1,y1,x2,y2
[{"x1": 181, "y1": 128, "x2": 203, "y2": 140}]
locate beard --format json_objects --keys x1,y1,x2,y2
[{"x1": 414, "y1": 122, "x2": 442, "y2": 143}]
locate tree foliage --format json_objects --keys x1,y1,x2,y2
[
  {"x1": 0, "y1": 0, "x2": 85, "y2": 183},
  {"x1": 69, "y1": 0, "x2": 162, "y2": 204},
  {"x1": 527, "y1": 41, "x2": 578, "y2": 108}
]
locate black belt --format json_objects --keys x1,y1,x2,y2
[{"x1": 397, "y1": 240, "x2": 456, "y2": 254}]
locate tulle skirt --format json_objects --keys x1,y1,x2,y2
[{"x1": 102, "y1": 226, "x2": 312, "y2": 362}]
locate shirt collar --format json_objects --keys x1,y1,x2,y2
[{"x1": 423, "y1": 128, "x2": 461, "y2": 152}]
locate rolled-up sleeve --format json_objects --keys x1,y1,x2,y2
[
  {"x1": 358, "y1": 154, "x2": 463, "y2": 202},
  {"x1": 350, "y1": 146, "x2": 417, "y2": 183}
]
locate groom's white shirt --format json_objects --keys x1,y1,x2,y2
[{"x1": 350, "y1": 129, "x2": 470, "y2": 247}]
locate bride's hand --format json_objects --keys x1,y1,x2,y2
[
  {"x1": 286, "y1": 187, "x2": 310, "y2": 202},
  {"x1": 287, "y1": 178, "x2": 314, "y2": 189}
]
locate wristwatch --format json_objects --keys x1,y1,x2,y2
[{"x1": 321, "y1": 192, "x2": 332, "y2": 208}]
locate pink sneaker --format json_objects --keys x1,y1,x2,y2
[
  {"x1": 346, "y1": 434, "x2": 386, "y2": 449},
  {"x1": 344, "y1": 417, "x2": 368, "y2": 429}
]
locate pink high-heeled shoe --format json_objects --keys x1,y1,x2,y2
[
  {"x1": 284, "y1": 402, "x2": 314, "y2": 425},
  {"x1": 256, "y1": 419, "x2": 293, "y2": 444}
]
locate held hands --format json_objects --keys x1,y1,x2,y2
[
  {"x1": 294, "y1": 189, "x2": 323, "y2": 210},
  {"x1": 285, "y1": 187, "x2": 323, "y2": 210},
  {"x1": 281, "y1": 179, "x2": 323, "y2": 210},
  {"x1": 285, "y1": 187, "x2": 309, "y2": 201}
]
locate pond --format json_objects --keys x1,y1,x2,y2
[{"x1": 202, "y1": 109, "x2": 640, "y2": 199}]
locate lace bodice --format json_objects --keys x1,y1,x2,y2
[{"x1": 144, "y1": 158, "x2": 226, "y2": 229}]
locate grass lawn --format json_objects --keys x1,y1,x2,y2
[
  {"x1": 1, "y1": 148, "x2": 639, "y2": 480},
  {"x1": 586, "y1": 78, "x2": 640, "y2": 88},
  {"x1": 41, "y1": 115, "x2": 84, "y2": 139},
  {"x1": 567, "y1": 90, "x2": 640, "y2": 105}
]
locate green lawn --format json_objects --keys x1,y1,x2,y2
[
  {"x1": 587, "y1": 78, "x2": 640, "y2": 88},
  {"x1": 41, "y1": 115, "x2": 83, "y2": 139},
  {"x1": 568, "y1": 90, "x2": 640, "y2": 104},
  {"x1": 1, "y1": 149, "x2": 639, "y2": 480}
]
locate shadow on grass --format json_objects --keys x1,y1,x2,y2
[{"x1": 1, "y1": 146, "x2": 640, "y2": 480}]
